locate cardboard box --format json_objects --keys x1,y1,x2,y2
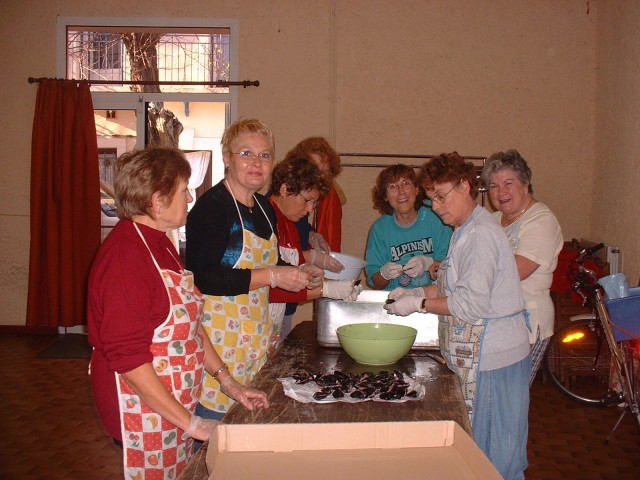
[{"x1": 206, "y1": 421, "x2": 502, "y2": 480}]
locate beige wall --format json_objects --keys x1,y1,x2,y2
[
  {"x1": 594, "y1": 1, "x2": 640, "y2": 285},
  {"x1": 1, "y1": 0, "x2": 637, "y2": 327}
]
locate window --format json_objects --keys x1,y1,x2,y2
[
  {"x1": 64, "y1": 24, "x2": 233, "y2": 94},
  {"x1": 59, "y1": 18, "x2": 238, "y2": 243}
]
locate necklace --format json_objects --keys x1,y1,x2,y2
[
  {"x1": 225, "y1": 179, "x2": 255, "y2": 212},
  {"x1": 502, "y1": 196, "x2": 534, "y2": 227}
]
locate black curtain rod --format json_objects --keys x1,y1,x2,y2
[
  {"x1": 27, "y1": 77, "x2": 259, "y2": 88},
  {"x1": 339, "y1": 152, "x2": 486, "y2": 161}
]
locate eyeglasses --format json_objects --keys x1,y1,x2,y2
[
  {"x1": 386, "y1": 179, "x2": 414, "y2": 193},
  {"x1": 429, "y1": 181, "x2": 460, "y2": 204},
  {"x1": 300, "y1": 193, "x2": 320, "y2": 208},
  {"x1": 232, "y1": 150, "x2": 273, "y2": 162}
]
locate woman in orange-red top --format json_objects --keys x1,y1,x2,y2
[{"x1": 285, "y1": 137, "x2": 345, "y2": 252}]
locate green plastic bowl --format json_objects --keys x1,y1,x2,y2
[{"x1": 336, "y1": 323, "x2": 418, "y2": 365}]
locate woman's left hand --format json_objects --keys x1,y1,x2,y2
[
  {"x1": 428, "y1": 260, "x2": 441, "y2": 280},
  {"x1": 309, "y1": 249, "x2": 344, "y2": 273},
  {"x1": 403, "y1": 256, "x2": 434, "y2": 278},
  {"x1": 388, "y1": 286, "x2": 425, "y2": 300},
  {"x1": 308, "y1": 232, "x2": 331, "y2": 254},
  {"x1": 384, "y1": 296, "x2": 423, "y2": 316},
  {"x1": 220, "y1": 376, "x2": 269, "y2": 410},
  {"x1": 299, "y1": 263, "x2": 324, "y2": 289}
]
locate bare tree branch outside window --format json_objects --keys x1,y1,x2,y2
[{"x1": 66, "y1": 28, "x2": 231, "y2": 147}]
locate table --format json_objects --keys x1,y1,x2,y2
[{"x1": 177, "y1": 321, "x2": 470, "y2": 480}]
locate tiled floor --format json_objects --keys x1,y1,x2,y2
[{"x1": 1, "y1": 332, "x2": 639, "y2": 479}]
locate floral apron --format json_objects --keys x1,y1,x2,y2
[
  {"x1": 200, "y1": 191, "x2": 278, "y2": 413},
  {"x1": 117, "y1": 224, "x2": 205, "y2": 480},
  {"x1": 436, "y1": 218, "x2": 486, "y2": 422}
]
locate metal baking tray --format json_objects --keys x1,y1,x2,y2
[{"x1": 315, "y1": 289, "x2": 439, "y2": 350}]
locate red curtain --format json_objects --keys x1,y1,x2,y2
[{"x1": 26, "y1": 80, "x2": 101, "y2": 328}]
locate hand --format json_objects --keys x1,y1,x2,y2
[
  {"x1": 322, "y1": 280, "x2": 363, "y2": 302},
  {"x1": 429, "y1": 260, "x2": 441, "y2": 280},
  {"x1": 403, "y1": 256, "x2": 434, "y2": 278},
  {"x1": 308, "y1": 231, "x2": 331, "y2": 253},
  {"x1": 309, "y1": 249, "x2": 344, "y2": 273},
  {"x1": 182, "y1": 415, "x2": 220, "y2": 441},
  {"x1": 220, "y1": 376, "x2": 270, "y2": 411},
  {"x1": 387, "y1": 287, "x2": 426, "y2": 301},
  {"x1": 270, "y1": 266, "x2": 310, "y2": 292},
  {"x1": 299, "y1": 263, "x2": 324, "y2": 289},
  {"x1": 380, "y1": 262, "x2": 403, "y2": 280},
  {"x1": 384, "y1": 296, "x2": 424, "y2": 316}
]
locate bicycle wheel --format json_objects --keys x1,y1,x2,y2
[{"x1": 544, "y1": 319, "x2": 612, "y2": 405}]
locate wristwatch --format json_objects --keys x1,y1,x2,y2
[{"x1": 420, "y1": 298, "x2": 428, "y2": 313}]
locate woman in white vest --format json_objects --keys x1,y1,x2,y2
[{"x1": 481, "y1": 149, "x2": 563, "y2": 386}]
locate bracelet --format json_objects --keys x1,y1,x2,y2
[
  {"x1": 268, "y1": 267, "x2": 277, "y2": 288},
  {"x1": 420, "y1": 298, "x2": 428, "y2": 313},
  {"x1": 212, "y1": 363, "x2": 228, "y2": 379}
]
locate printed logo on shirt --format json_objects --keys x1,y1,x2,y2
[{"x1": 390, "y1": 238, "x2": 433, "y2": 262}]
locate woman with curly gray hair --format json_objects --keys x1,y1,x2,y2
[{"x1": 481, "y1": 149, "x2": 563, "y2": 386}]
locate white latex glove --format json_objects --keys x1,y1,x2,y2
[
  {"x1": 380, "y1": 262, "x2": 403, "y2": 280},
  {"x1": 384, "y1": 296, "x2": 424, "y2": 316},
  {"x1": 322, "y1": 280, "x2": 363, "y2": 302},
  {"x1": 403, "y1": 256, "x2": 434, "y2": 278},
  {"x1": 308, "y1": 231, "x2": 331, "y2": 253},
  {"x1": 219, "y1": 376, "x2": 270, "y2": 411},
  {"x1": 182, "y1": 415, "x2": 220, "y2": 441},
  {"x1": 309, "y1": 249, "x2": 344, "y2": 273},
  {"x1": 387, "y1": 287, "x2": 426, "y2": 301},
  {"x1": 269, "y1": 266, "x2": 310, "y2": 292},
  {"x1": 299, "y1": 263, "x2": 324, "y2": 290}
]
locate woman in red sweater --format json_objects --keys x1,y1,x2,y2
[{"x1": 88, "y1": 147, "x2": 268, "y2": 480}]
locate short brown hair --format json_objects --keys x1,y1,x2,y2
[
  {"x1": 371, "y1": 164, "x2": 425, "y2": 215},
  {"x1": 283, "y1": 136, "x2": 342, "y2": 177},
  {"x1": 270, "y1": 157, "x2": 331, "y2": 197},
  {"x1": 418, "y1": 152, "x2": 480, "y2": 200},
  {"x1": 114, "y1": 147, "x2": 191, "y2": 220}
]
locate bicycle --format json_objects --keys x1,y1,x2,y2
[{"x1": 543, "y1": 243, "x2": 640, "y2": 441}]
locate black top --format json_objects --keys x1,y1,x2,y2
[{"x1": 185, "y1": 180, "x2": 278, "y2": 296}]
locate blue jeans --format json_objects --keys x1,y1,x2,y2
[{"x1": 472, "y1": 355, "x2": 531, "y2": 480}]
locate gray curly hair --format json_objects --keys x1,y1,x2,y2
[{"x1": 481, "y1": 149, "x2": 533, "y2": 193}]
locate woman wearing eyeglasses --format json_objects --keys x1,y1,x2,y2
[
  {"x1": 185, "y1": 118, "x2": 311, "y2": 422},
  {"x1": 284, "y1": 136, "x2": 346, "y2": 253},
  {"x1": 365, "y1": 164, "x2": 452, "y2": 291},
  {"x1": 384, "y1": 153, "x2": 531, "y2": 480},
  {"x1": 267, "y1": 156, "x2": 362, "y2": 347}
]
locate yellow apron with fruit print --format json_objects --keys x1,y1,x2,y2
[
  {"x1": 117, "y1": 224, "x2": 205, "y2": 480},
  {"x1": 200, "y1": 195, "x2": 277, "y2": 413}
]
